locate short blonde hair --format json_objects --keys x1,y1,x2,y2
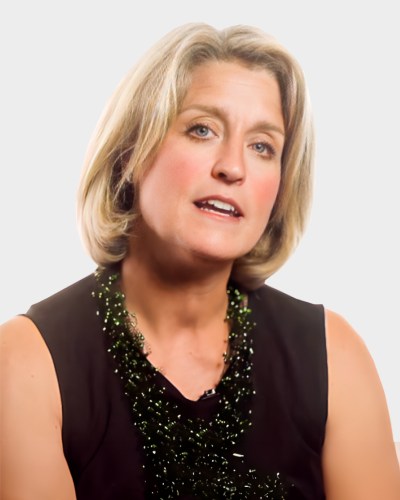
[{"x1": 78, "y1": 23, "x2": 314, "y2": 290}]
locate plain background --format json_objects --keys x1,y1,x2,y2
[{"x1": 0, "y1": 1, "x2": 399, "y2": 441}]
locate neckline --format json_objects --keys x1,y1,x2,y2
[
  {"x1": 93, "y1": 266, "x2": 255, "y2": 409},
  {"x1": 93, "y1": 267, "x2": 292, "y2": 497},
  {"x1": 150, "y1": 353, "x2": 236, "y2": 404},
  {"x1": 103, "y1": 263, "x2": 250, "y2": 404}
]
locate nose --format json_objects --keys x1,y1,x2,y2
[{"x1": 211, "y1": 141, "x2": 246, "y2": 184}]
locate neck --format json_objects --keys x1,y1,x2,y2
[{"x1": 120, "y1": 246, "x2": 234, "y2": 339}]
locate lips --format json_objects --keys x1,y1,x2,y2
[{"x1": 194, "y1": 197, "x2": 243, "y2": 217}]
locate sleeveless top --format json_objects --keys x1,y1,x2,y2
[{"x1": 25, "y1": 270, "x2": 327, "y2": 499}]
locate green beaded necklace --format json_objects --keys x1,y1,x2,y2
[{"x1": 94, "y1": 267, "x2": 290, "y2": 499}]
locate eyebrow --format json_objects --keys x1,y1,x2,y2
[{"x1": 180, "y1": 104, "x2": 285, "y2": 137}]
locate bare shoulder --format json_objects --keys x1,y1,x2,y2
[
  {"x1": 0, "y1": 316, "x2": 76, "y2": 499},
  {"x1": 0, "y1": 316, "x2": 61, "y2": 422},
  {"x1": 1, "y1": 315, "x2": 56, "y2": 371},
  {"x1": 322, "y1": 309, "x2": 400, "y2": 500}
]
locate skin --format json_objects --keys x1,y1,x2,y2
[
  {"x1": 121, "y1": 62, "x2": 284, "y2": 397},
  {"x1": 1, "y1": 61, "x2": 399, "y2": 499}
]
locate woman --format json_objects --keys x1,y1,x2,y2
[{"x1": 1, "y1": 23, "x2": 399, "y2": 499}]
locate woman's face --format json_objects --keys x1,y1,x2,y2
[{"x1": 136, "y1": 61, "x2": 285, "y2": 267}]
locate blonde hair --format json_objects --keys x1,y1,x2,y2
[{"x1": 78, "y1": 23, "x2": 314, "y2": 290}]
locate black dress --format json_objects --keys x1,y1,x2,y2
[{"x1": 25, "y1": 270, "x2": 327, "y2": 499}]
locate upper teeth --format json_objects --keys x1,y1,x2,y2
[{"x1": 206, "y1": 199, "x2": 236, "y2": 212}]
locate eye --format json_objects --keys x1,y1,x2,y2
[
  {"x1": 186, "y1": 123, "x2": 215, "y2": 140},
  {"x1": 251, "y1": 141, "x2": 276, "y2": 158}
]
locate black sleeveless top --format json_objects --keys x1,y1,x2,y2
[{"x1": 25, "y1": 271, "x2": 327, "y2": 499}]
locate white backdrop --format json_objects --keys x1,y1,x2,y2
[{"x1": 1, "y1": 1, "x2": 399, "y2": 441}]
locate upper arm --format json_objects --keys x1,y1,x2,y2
[
  {"x1": 0, "y1": 316, "x2": 76, "y2": 500},
  {"x1": 322, "y1": 309, "x2": 400, "y2": 500}
]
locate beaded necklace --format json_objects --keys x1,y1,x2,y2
[{"x1": 94, "y1": 268, "x2": 290, "y2": 499}]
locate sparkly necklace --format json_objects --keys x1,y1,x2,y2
[{"x1": 94, "y1": 267, "x2": 290, "y2": 499}]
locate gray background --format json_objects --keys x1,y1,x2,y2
[{"x1": 1, "y1": 1, "x2": 399, "y2": 441}]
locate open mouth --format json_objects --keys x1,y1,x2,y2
[{"x1": 194, "y1": 199, "x2": 242, "y2": 218}]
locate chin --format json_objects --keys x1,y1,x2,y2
[{"x1": 187, "y1": 243, "x2": 251, "y2": 264}]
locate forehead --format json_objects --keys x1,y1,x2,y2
[
  {"x1": 185, "y1": 60, "x2": 278, "y2": 94},
  {"x1": 180, "y1": 61, "x2": 284, "y2": 129}
]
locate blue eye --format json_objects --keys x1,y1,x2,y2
[
  {"x1": 251, "y1": 142, "x2": 275, "y2": 157},
  {"x1": 186, "y1": 123, "x2": 213, "y2": 139},
  {"x1": 254, "y1": 143, "x2": 266, "y2": 153},
  {"x1": 194, "y1": 125, "x2": 210, "y2": 137}
]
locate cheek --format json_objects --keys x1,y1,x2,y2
[
  {"x1": 139, "y1": 151, "x2": 196, "y2": 220},
  {"x1": 138, "y1": 164, "x2": 171, "y2": 223},
  {"x1": 148, "y1": 141, "x2": 201, "y2": 191},
  {"x1": 253, "y1": 170, "x2": 281, "y2": 216}
]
